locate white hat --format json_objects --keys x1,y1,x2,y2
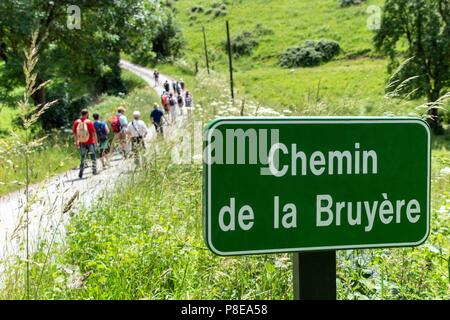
[{"x1": 133, "y1": 111, "x2": 141, "y2": 117}]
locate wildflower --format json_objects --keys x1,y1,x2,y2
[
  {"x1": 151, "y1": 225, "x2": 165, "y2": 234},
  {"x1": 436, "y1": 205, "x2": 449, "y2": 214},
  {"x1": 439, "y1": 167, "x2": 450, "y2": 176}
]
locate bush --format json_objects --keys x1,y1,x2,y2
[
  {"x1": 213, "y1": 8, "x2": 227, "y2": 18},
  {"x1": 279, "y1": 40, "x2": 341, "y2": 68},
  {"x1": 279, "y1": 46, "x2": 325, "y2": 68},
  {"x1": 309, "y1": 40, "x2": 341, "y2": 60},
  {"x1": 39, "y1": 92, "x2": 91, "y2": 130},
  {"x1": 224, "y1": 31, "x2": 259, "y2": 57},
  {"x1": 205, "y1": 1, "x2": 227, "y2": 17},
  {"x1": 151, "y1": 14, "x2": 185, "y2": 60},
  {"x1": 340, "y1": 0, "x2": 366, "y2": 7},
  {"x1": 164, "y1": 0, "x2": 177, "y2": 11}
]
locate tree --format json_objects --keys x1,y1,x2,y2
[
  {"x1": 0, "y1": 0, "x2": 183, "y2": 128},
  {"x1": 374, "y1": 0, "x2": 450, "y2": 131}
]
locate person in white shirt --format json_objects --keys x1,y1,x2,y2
[
  {"x1": 112, "y1": 106, "x2": 129, "y2": 158},
  {"x1": 168, "y1": 93, "x2": 178, "y2": 124},
  {"x1": 127, "y1": 111, "x2": 148, "y2": 166}
]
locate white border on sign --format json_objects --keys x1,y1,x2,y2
[{"x1": 205, "y1": 117, "x2": 431, "y2": 256}]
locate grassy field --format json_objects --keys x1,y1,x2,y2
[
  {"x1": 178, "y1": 0, "x2": 384, "y2": 62},
  {"x1": 0, "y1": 70, "x2": 150, "y2": 196},
  {"x1": 166, "y1": 0, "x2": 430, "y2": 113}
]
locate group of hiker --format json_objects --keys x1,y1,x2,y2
[{"x1": 72, "y1": 71, "x2": 192, "y2": 179}]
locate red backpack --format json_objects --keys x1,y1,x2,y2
[
  {"x1": 161, "y1": 94, "x2": 168, "y2": 106},
  {"x1": 111, "y1": 115, "x2": 122, "y2": 133}
]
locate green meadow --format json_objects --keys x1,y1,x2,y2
[{"x1": 169, "y1": 0, "x2": 424, "y2": 112}]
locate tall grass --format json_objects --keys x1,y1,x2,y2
[
  {"x1": 0, "y1": 135, "x2": 79, "y2": 196},
  {"x1": 14, "y1": 32, "x2": 59, "y2": 299}
]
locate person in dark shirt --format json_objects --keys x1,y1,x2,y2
[
  {"x1": 153, "y1": 70, "x2": 160, "y2": 87},
  {"x1": 164, "y1": 80, "x2": 170, "y2": 93},
  {"x1": 93, "y1": 113, "x2": 110, "y2": 169},
  {"x1": 150, "y1": 103, "x2": 166, "y2": 136}
]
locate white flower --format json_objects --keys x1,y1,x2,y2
[
  {"x1": 439, "y1": 167, "x2": 450, "y2": 176},
  {"x1": 151, "y1": 225, "x2": 165, "y2": 234},
  {"x1": 436, "y1": 206, "x2": 449, "y2": 214},
  {"x1": 258, "y1": 107, "x2": 280, "y2": 116}
]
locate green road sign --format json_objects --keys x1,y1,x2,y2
[{"x1": 203, "y1": 117, "x2": 431, "y2": 256}]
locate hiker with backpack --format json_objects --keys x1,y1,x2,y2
[
  {"x1": 177, "y1": 94, "x2": 184, "y2": 116},
  {"x1": 161, "y1": 91, "x2": 169, "y2": 114},
  {"x1": 127, "y1": 111, "x2": 148, "y2": 166},
  {"x1": 172, "y1": 80, "x2": 177, "y2": 94},
  {"x1": 153, "y1": 70, "x2": 160, "y2": 87},
  {"x1": 185, "y1": 91, "x2": 193, "y2": 116},
  {"x1": 110, "y1": 106, "x2": 129, "y2": 158},
  {"x1": 73, "y1": 109, "x2": 98, "y2": 179},
  {"x1": 179, "y1": 79, "x2": 185, "y2": 92},
  {"x1": 93, "y1": 113, "x2": 110, "y2": 169},
  {"x1": 150, "y1": 103, "x2": 166, "y2": 136},
  {"x1": 168, "y1": 93, "x2": 178, "y2": 124},
  {"x1": 175, "y1": 81, "x2": 181, "y2": 96},
  {"x1": 164, "y1": 80, "x2": 170, "y2": 93}
]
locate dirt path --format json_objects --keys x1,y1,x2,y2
[{"x1": 0, "y1": 61, "x2": 184, "y2": 261}]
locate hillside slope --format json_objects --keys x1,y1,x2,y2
[{"x1": 171, "y1": 0, "x2": 423, "y2": 112}]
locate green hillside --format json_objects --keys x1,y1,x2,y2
[{"x1": 170, "y1": 0, "x2": 423, "y2": 111}]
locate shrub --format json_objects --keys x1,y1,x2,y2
[
  {"x1": 279, "y1": 40, "x2": 341, "y2": 68},
  {"x1": 213, "y1": 8, "x2": 227, "y2": 18},
  {"x1": 340, "y1": 0, "x2": 367, "y2": 7},
  {"x1": 205, "y1": 1, "x2": 227, "y2": 17},
  {"x1": 164, "y1": 0, "x2": 176, "y2": 9},
  {"x1": 279, "y1": 46, "x2": 325, "y2": 68},
  {"x1": 224, "y1": 31, "x2": 259, "y2": 57},
  {"x1": 151, "y1": 14, "x2": 185, "y2": 60},
  {"x1": 36, "y1": 93, "x2": 92, "y2": 131},
  {"x1": 309, "y1": 39, "x2": 341, "y2": 60},
  {"x1": 190, "y1": 5, "x2": 204, "y2": 13}
]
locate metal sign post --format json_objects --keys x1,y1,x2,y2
[{"x1": 293, "y1": 251, "x2": 336, "y2": 300}]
